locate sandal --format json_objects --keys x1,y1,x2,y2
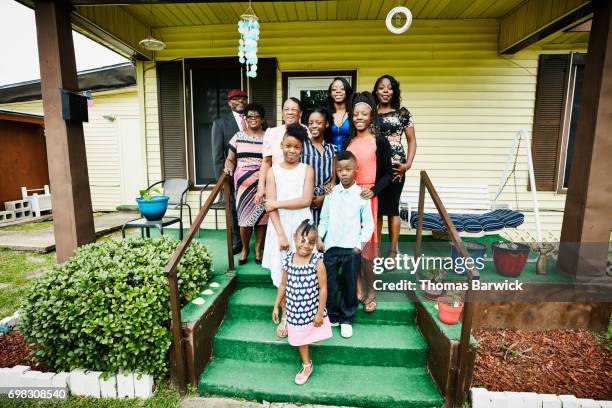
[
  {"x1": 294, "y1": 361, "x2": 313, "y2": 385},
  {"x1": 276, "y1": 316, "x2": 288, "y2": 338},
  {"x1": 364, "y1": 297, "x2": 377, "y2": 313}
]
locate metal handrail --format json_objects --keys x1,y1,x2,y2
[
  {"x1": 163, "y1": 172, "x2": 234, "y2": 394},
  {"x1": 414, "y1": 170, "x2": 478, "y2": 407}
]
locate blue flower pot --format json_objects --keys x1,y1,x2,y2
[
  {"x1": 450, "y1": 241, "x2": 487, "y2": 274},
  {"x1": 136, "y1": 196, "x2": 169, "y2": 221}
]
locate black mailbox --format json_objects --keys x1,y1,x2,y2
[{"x1": 61, "y1": 89, "x2": 89, "y2": 123}]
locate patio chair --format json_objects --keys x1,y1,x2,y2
[
  {"x1": 148, "y1": 178, "x2": 193, "y2": 225},
  {"x1": 198, "y1": 180, "x2": 228, "y2": 237}
]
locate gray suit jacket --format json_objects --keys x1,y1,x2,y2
[{"x1": 211, "y1": 113, "x2": 240, "y2": 177}]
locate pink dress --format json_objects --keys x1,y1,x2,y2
[
  {"x1": 347, "y1": 136, "x2": 378, "y2": 259},
  {"x1": 284, "y1": 251, "x2": 333, "y2": 347}
]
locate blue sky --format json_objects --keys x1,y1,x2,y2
[{"x1": 0, "y1": 0, "x2": 129, "y2": 86}]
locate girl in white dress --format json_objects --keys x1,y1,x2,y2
[{"x1": 263, "y1": 123, "x2": 314, "y2": 337}]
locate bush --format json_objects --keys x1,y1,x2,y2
[{"x1": 20, "y1": 237, "x2": 213, "y2": 379}]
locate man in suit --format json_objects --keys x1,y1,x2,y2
[{"x1": 212, "y1": 88, "x2": 248, "y2": 255}]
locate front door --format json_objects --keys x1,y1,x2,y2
[{"x1": 189, "y1": 59, "x2": 243, "y2": 186}]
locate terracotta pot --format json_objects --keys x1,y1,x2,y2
[
  {"x1": 437, "y1": 298, "x2": 464, "y2": 325},
  {"x1": 492, "y1": 242, "x2": 531, "y2": 277}
]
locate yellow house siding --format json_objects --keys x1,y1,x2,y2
[
  {"x1": 0, "y1": 88, "x2": 139, "y2": 211},
  {"x1": 141, "y1": 61, "x2": 163, "y2": 184},
  {"x1": 138, "y1": 19, "x2": 586, "y2": 236}
]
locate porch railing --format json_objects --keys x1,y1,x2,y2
[
  {"x1": 163, "y1": 172, "x2": 234, "y2": 394},
  {"x1": 414, "y1": 170, "x2": 479, "y2": 407}
]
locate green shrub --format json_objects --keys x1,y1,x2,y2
[{"x1": 20, "y1": 237, "x2": 213, "y2": 379}]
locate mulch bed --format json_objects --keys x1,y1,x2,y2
[
  {"x1": 473, "y1": 329, "x2": 612, "y2": 400},
  {"x1": 0, "y1": 331, "x2": 46, "y2": 371}
]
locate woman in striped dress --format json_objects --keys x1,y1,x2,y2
[
  {"x1": 301, "y1": 108, "x2": 336, "y2": 226},
  {"x1": 224, "y1": 103, "x2": 268, "y2": 265}
]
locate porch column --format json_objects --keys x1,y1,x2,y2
[
  {"x1": 34, "y1": 0, "x2": 95, "y2": 263},
  {"x1": 558, "y1": 0, "x2": 612, "y2": 277}
]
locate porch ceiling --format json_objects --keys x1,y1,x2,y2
[{"x1": 116, "y1": 0, "x2": 526, "y2": 27}]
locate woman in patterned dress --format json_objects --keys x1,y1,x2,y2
[
  {"x1": 224, "y1": 103, "x2": 268, "y2": 265},
  {"x1": 373, "y1": 74, "x2": 417, "y2": 264}
]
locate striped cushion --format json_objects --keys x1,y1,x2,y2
[
  {"x1": 448, "y1": 214, "x2": 465, "y2": 232},
  {"x1": 461, "y1": 216, "x2": 484, "y2": 233},
  {"x1": 480, "y1": 215, "x2": 505, "y2": 231},
  {"x1": 408, "y1": 210, "x2": 524, "y2": 233},
  {"x1": 485, "y1": 210, "x2": 525, "y2": 228},
  {"x1": 409, "y1": 213, "x2": 444, "y2": 231}
]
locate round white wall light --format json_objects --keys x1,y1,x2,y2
[{"x1": 386, "y1": 6, "x2": 413, "y2": 35}]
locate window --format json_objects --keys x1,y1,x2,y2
[
  {"x1": 282, "y1": 71, "x2": 357, "y2": 113},
  {"x1": 532, "y1": 53, "x2": 585, "y2": 193}
]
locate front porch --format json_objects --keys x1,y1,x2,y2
[{"x1": 10, "y1": 0, "x2": 612, "y2": 406}]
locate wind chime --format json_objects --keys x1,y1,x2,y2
[{"x1": 238, "y1": 2, "x2": 260, "y2": 78}]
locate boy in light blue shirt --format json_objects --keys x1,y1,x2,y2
[{"x1": 317, "y1": 150, "x2": 374, "y2": 338}]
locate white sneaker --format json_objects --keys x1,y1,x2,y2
[
  {"x1": 330, "y1": 321, "x2": 339, "y2": 327},
  {"x1": 340, "y1": 324, "x2": 353, "y2": 338}
]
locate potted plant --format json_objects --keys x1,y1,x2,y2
[
  {"x1": 136, "y1": 187, "x2": 169, "y2": 221},
  {"x1": 437, "y1": 290, "x2": 464, "y2": 325},
  {"x1": 491, "y1": 241, "x2": 531, "y2": 277},
  {"x1": 419, "y1": 268, "x2": 446, "y2": 300}
]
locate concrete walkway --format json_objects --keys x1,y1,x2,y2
[
  {"x1": 181, "y1": 397, "x2": 353, "y2": 408},
  {"x1": 0, "y1": 212, "x2": 137, "y2": 252}
]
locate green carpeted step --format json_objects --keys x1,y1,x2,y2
[
  {"x1": 227, "y1": 287, "x2": 416, "y2": 325},
  {"x1": 199, "y1": 358, "x2": 443, "y2": 408},
  {"x1": 213, "y1": 319, "x2": 427, "y2": 367},
  {"x1": 235, "y1": 263, "x2": 274, "y2": 287}
]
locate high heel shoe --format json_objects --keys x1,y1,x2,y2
[
  {"x1": 238, "y1": 250, "x2": 249, "y2": 265},
  {"x1": 254, "y1": 252, "x2": 262, "y2": 265}
]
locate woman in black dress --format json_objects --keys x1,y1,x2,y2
[{"x1": 373, "y1": 74, "x2": 417, "y2": 263}]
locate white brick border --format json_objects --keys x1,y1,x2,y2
[
  {"x1": 471, "y1": 388, "x2": 612, "y2": 408},
  {"x1": 0, "y1": 366, "x2": 154, "y2": 399}
]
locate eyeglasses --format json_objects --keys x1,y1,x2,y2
[{"x1": 283, "y1": 108, "x2": 300, "y2": 113}]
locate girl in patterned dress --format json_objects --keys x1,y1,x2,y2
[{"x1": 272, "y1": 220, "x2": 332, "y2": 385}]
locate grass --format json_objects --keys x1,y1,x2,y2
[
  {"x1": 0, "y1": 219, "x2": 54, "y2": 232},
  {"x1": 0, "y1": 229, "x2": 137, "y2": 317},
  {"x1": 0, "y1": 383, "x2": 181, "y2": 408},
  {"x1": 0, "y1": 249, "x2": 56, "y2": 316},
  {"x1": 0, "y1": 212, "x2": 111, "y2": 233}
]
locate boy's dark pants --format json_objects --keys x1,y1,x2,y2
[{"x1": 324, "y1": 247, "x2": 361, "y2": 324}]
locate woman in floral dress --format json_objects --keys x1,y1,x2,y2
[{"x1": 373, "y1": 75, "x2": 417, "y2": 265}]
